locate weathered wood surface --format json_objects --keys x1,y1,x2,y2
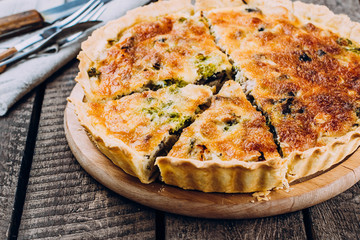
[
  {"x1": 0, "y1": 1, "x2": 51, "y2": 238},
  {"x1": 308, "y1": 183, "x2": 360, "y2": 240},
  {"x1": 17, "y1": 61, "x2": 156, "y2": 239},
  {"x1": 0, "y1": 93, "x2": 35, "y2": 238},
  {"x1": 165, "y1": 212, "x2": 307, "y2": 240}
]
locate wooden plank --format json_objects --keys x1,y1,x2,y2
[
  {"x1": 307, "y1": 183, "x2": 360, "y2": 240},
  {"x1": 0, "y1": 92, "x2": 35, "y2": 237},
  {"x1": 165, "y1": 212, "x2": 306, "y2": 240},
  {"x1": 18, "y1": 61, "x2": 156, "y2": 239}
]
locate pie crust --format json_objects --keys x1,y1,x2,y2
[{"x1": 71, "y1": 0, "x2": 360, "y2": 193}]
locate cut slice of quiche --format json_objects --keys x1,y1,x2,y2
[
  {"x1": 76, "y1": 0, "x2": 232, "y2": 102},
  {"x1": 156, "y1": 81, "x2": 287, "y2": 193},
  {"x1": 201, "y1": 0, "x2": 360, "y2": 181},
  {"x1": 70, "y1": 84, "x2": 213, "y2": 183}
]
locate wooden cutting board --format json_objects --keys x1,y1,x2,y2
[{"x1": 64, "y1": 84, "x2": 360, "y2": 219}]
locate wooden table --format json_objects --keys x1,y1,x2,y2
[{"x1": 1, "y1": 0, "x2": 360, "y2": 239}]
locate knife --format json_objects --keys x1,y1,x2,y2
[{"x1": 0, "y1": 0, "x2": 88, "y2": 39}]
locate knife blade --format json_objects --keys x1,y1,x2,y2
[{"x1": 0, "y1": 0, "x2": 88, "y2": 39}]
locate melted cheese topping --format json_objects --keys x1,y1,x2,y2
[
  {"x1": 168, "y1": 80, "x2": 280, "y2": 161},
  {"x1": 86, "y1": 14, "x2": 231, "y2": 101},
  {"x1": 81, "y1": 84, "x2": 213, "y2": 156},
  {"x1": 206, "y1": 6, "x2": 360, "y2": 156}
]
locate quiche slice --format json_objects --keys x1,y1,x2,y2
[
  {"x1": 69, "y1": 84, "x2": 213, "y2": 183},
  {"x1": 156, "y1": 81, "x2": 287, "y2": 193},
  {"x1": 201, "y1": 0, "x2": 360, "y2": 181},
  {"x1": 76, "y1": 0, "x2": 231, "y2": 102}
]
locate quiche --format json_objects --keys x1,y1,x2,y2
[{"x1": 70, "y1": 0, "x2": 360, "y2": 193}]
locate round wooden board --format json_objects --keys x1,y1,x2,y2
[{"x1": 64, "y1": 84, "x2": 360, "y2": 219}]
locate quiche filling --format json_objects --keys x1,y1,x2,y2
[
  {"x1": 167, "y1": 81, "x2": 280, "y2": 162},
  {"x1": 72, "y1": 0, "x2": 360, "y2": 193},
  {"x1": 82, "y1": 14, "x2": 231, "y2": 101}
]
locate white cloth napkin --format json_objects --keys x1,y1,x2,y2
[{"x1": 0, "y1": 0, "x2": 149, "y2": 116}]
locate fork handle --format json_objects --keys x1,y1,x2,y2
[{"x1": 0, "y1": 10, "x2": 44, "y2": 38}]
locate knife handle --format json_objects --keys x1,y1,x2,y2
[
  {"x1": 0, "y1": 47, "x2": 17, "y2": 73},
  {"x1": 0, "y1": 47, "x2": 17, "y2": 61},
  {"x1": 0, "y1": 64, "x2": 6, "y2": 73},
  {"x1": 0, "y1": 10, "x2": 44, "y2": 39}
]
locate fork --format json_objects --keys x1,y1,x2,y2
[{"x1": 0, "y1": 0, "x2": 103, "y2": 62}]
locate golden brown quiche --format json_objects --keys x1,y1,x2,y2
[{"x1": 70, "y1": 0, "x2": 360, "y2": 193}]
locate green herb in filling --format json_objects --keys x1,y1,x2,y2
[
  {"x1": 87, "y1": 67, "x2": 101, "y2": 78},
  {"x1": 147, "y1": 79, "x2": 188, "y2": 91},
  {"x1": 347, "y1": 47, "x2": 360, "y2": 54},
  {"x1": 336, "y1": 38, "x2": 360, "y2": 54},
  {"x1": 107, "y1": 39, "x2": 117, "y2": 47},
  {"x1": 178, "y1": 17, "x2": 187, "y2": 23},
  {"x1": 169, "y1": 116, "x2": 193, "y2": 135},
  {"x1": 197, "y1": 63, "x2": 217, "y2": 79},
  {"x1": 336, "y1": 38, "x2": 352, "y2": 46},
  {"x1": 195, "y1": 53, "x2": 219, "y2": 79},
  {"x1": 223, "y1": 118, "x2": 239, "y2": 131}
]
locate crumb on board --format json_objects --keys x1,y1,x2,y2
[
  {"x1": 250, "y1": 181, "x2": 292, "y2": 202},
  {"x1": 252, "y1": 191, "x2": 271, "y2": 202}
]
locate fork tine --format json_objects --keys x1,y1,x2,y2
[
  {"x1": 86, "y1": 3, "x2": 105, "y2": 21},
  {"x1": 57, "y1": 0, "x2": 100, "y2": 27},
  {"x1": 67, "y1": 1, "x2": 103, "y2": 26}
]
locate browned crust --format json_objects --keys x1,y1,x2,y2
[
  {"x1": 195, "y1": 0, "x2": 246, "y2": 11},
  {"x1": 292, "y1": 1, "x2": 356, "y2": 40},
  {"x1": 156, "y1": 156, "x2": 287, "y2": 193},
  {"x1": 286, "y1": 127, "x2": 360, "y2": 182},
  {"x1": 196, "y1": 0, "x2": 293, "y2": 13}
]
